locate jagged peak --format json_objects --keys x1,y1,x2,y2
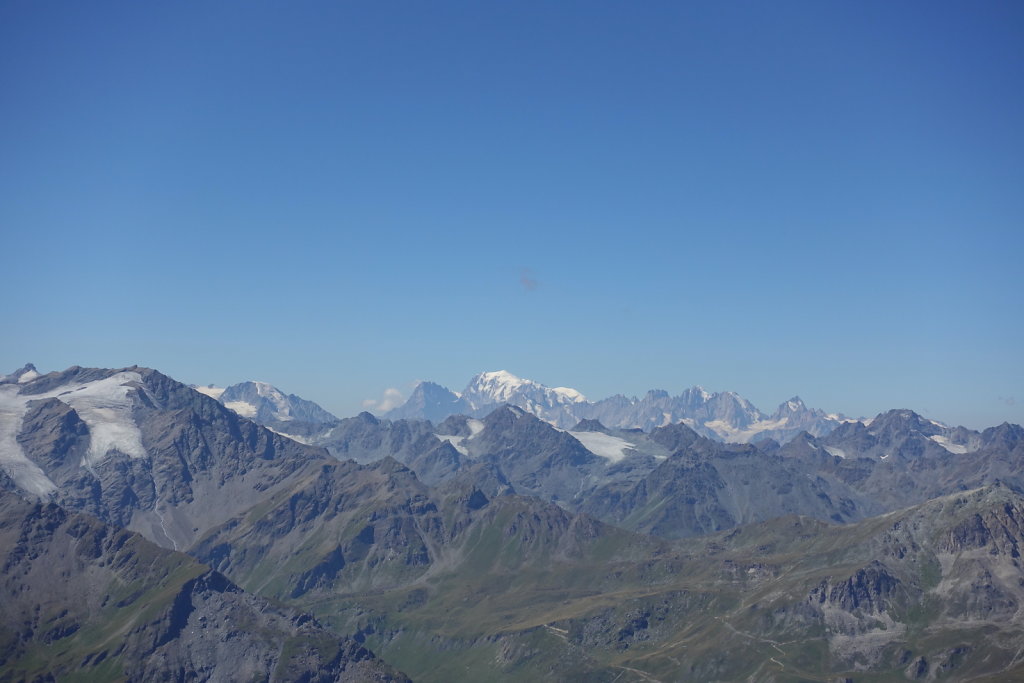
[
  {"x1": 571, "y1": 418, "x2": 607, "y2": 432},
  {"x1": 2, "y1": 363, "x2": 41, "y2": 384}
]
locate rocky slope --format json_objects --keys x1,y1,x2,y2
[
  {"x1": 2, "y1": 365, "x2": 338, "y2": 550},
  {"x1": 0, "y1": 491, "x2": 408, "y2": 682}
]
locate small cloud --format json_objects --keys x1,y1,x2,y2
[
  {"x1": 362, "y1": 387, "x2": 405, "y2": 413},
  {"x1": 999, "y1": 396, "x2": 1017, "y2": 407},
  {"x1": 520, "y1": 267, "x2": 539, "y2": 292}
]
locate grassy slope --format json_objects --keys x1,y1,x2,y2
[{"x1": 214, "y1": 485, "x2": 1024, "y2": 682}]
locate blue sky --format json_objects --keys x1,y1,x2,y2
[{"x1": 2, "y1": 1, "x2": 1021, "y2": 428}]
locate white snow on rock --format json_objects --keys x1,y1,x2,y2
[
  {"x1": 224, "y1": 401, "x2": 258, "y2": 418},
  {"x1": 50, "y1": 371, "x2": 149, "y2": 466},
  {"x1": 0, "y1": 370, "x2": 149, "y2": 496},
  {"x1": 193, "y1": 385, "x2": 226, "y2": 400},
  {"x1": 705, "y1": 417, "x2": 789, "y2": 443},
  {"x1": 569, "y1": 431, "x2": 636, "y2": 463},
  {"x1": 16, "y1": 369, "x2": 40, "y2": 384},
  {"x1": 824, "y1": 446, "x2": 847, "y2": 459},
  {"x1": 465, "y1": 370, "x2": 587, "y2": 407},
  {"x1": 0, "y1": 386, "x2": 57, "y2": 497},
  {"x1": 552, "y1": 386, "x2": 587, "y2": 403},
  {"x1": 435, "y1": 434, "x2": 469, "y2": 455},
  {"x1": 434, "y1": 419, "x2": 485, "y2": 456},
  {"x1": 929, "y1": 434, "x2": 971, "y2": 454}
]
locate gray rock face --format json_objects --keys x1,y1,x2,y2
[
  {"x1": 779, "y1": 408, "x2": 1024, "y2": 514},
  {"x1": 192, "y1": 457, "x2": 451, "y2": 597},
  {"x1": 385, "y1": 381, "x2": 466, "y2": 423},
  {"x1": 0, "y1": 491, "x2": 409, "y2": 682},
  {"x1": 467, "y1": 406, "x2": 604, "y2": 504},
  {"x1": 3, "y1": 365, "x2": 338, "y2": 550},
  {"x1": 581, "y1": 424, "x2": 862, "y2": 538},
  {"x1": 315, "y1": 412, "x2": 439, "y2": 464}
]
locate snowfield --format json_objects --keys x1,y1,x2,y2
[
  {"x1": 0, "y1": 370, "x2": 149, "y2": 496},
  {"x1": 569, "y1": 431, "x2": 636, "y2": 463}
]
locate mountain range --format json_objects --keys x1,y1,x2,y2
[
  {"x1": 197, "y1": 370, "x2": 858, "y2": 445},
  {"x1": 385, "y1": 370, "x2": 857, "y2": 443},
  {"x1": 2, "y1": 362, "x2": 1023, "y2": 681}
]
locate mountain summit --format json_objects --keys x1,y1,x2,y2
[{"x1": 195, "y1": 380, "x2": 337, "y2": 424}]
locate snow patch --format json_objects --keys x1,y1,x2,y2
[
  {"x1": 0, "y1": 370, "x2": 149, "y2": 495},
  {"x1": 824, "y1": 446, "x2": 847, "y2": 459},
  {"x1": 55, "y1": 372, "x2": 148, "y2": 466},
  {"x1": 193, "y1": 385, "x2": 226, "y2": 400},
  {"x1": 706, "y1": 417, "x2": 789, "y2": 443},
  {"x1": 435, "y1": 419, "x2": 484, "y2": 456},
  {"x1": 569, "y1": 431, "x2": 636, "y2": 463},
  {"x1": 929, "y1": 434, "x2": 971, "y2": 454},
  {"x1": 264, "y1": 426, "x2": 310, "y2": 445},
  {"x1": 435, "y1": 434, "x2": 469, "y2": 456},
  {"x1": 224, "y1": 401, "x2": 258, "y2": 418},
  {"x1": 0, "y1": 386, "x2": 57, "y2": 497},
  {"x1": 17, "y1": 369, "x2": 40, "y2": 384}
]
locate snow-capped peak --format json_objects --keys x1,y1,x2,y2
[
  {"x1": 215, "y1": 380, "x2": 337, "y2": 423},
  {"x1": 778, "y1": 396, "x2": 806, "y2": 414},
  {"x1": 1, "y1": 363, "x2": 40, "y2": 385},
  {"x1": 552, "y1": 386, "x2": 587, "y2": 403},
  {"x1": 463, "y1": 371, "x2": 587, "y2": 407}
]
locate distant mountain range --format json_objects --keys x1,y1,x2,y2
[
  {"x1": 386, "y1": 369, "x2": 857, "y2": 443},
  {"x1": 3, "y1": 362, "x2": 1024, "y2": 681},
  {"x1": 190, "y1": 369, "x2": 856, "y2": 445}
]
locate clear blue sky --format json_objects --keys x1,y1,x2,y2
[{"x1": 2, "y1": 1, "x2": 1021, "y2": 429}]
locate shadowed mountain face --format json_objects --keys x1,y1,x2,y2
[{"x1": 0, "y1": 491, "x2": 409, "y2": 682}]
